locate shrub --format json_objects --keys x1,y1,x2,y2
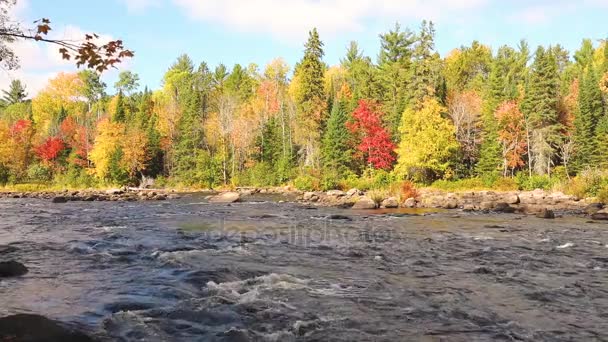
[
  {"x1": 320, "y1": 168, "x2": 340, "y2": 191},
  {"x1": 561, "y1": 168, "x2": 608, "y2": 199},
  {"x1": 597, "y1": 186, "x2": 608, "y2": 204},
  {"x1": 0, "y1": 164, "x2": 9, "y2": 185},
  {"x1": 26, "y1": 164, "x2": 53, "y2": 183},
  {"x1": 400, "y1": 181, "x2": 419, "y2": 199},
  {"x1": 293, "y1": 174, "x2": 319, "y2": 191},
  {"x1": 53, "y1": 166, "x2": 97, "y2": 189},
  {"x1": 367, "y1": 189, "x2": 389, "y2": 205},
  {"x1": 515, "y1": 173, "x2": 557, "y2": 191}
]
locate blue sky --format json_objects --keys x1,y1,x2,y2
[{"x1": 4, "y1": 0, "x2": 608, "y2": 95}]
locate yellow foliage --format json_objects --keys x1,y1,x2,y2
[
  {"x1": 32, "y1": 73, "x2": 86, "y2": 133},
  {"x1": 89, "y1": 118, "x2": 125, "y2": 179},
  {"x1": 121, "y1": 128, "x2": 149, "y2": 177},
  {"x1": 0, "y1": 121, "x2": 13, "y2": 167},
  {"x1": 395, "y1": 98, "x2": 459, "y2": 181}
]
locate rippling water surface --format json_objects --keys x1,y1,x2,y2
[{"x1": 1, "y1": 194, "x2": 607, "y2": 341}]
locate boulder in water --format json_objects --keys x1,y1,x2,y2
[
  {"x1": 591, "y1": 209, "x2": 608, "y2": 221},
  {"x1": 403, "y1": 197, "x2": 416, "y2": 208},
  {"x1": 585, "y1": 203, "x2": 604, "y2": 215},
  {"x1": 0, "y1": 260, "x2": 28, "y2": 277},
  {"x1": 52, "y1": 196, "x2": 68, "y2": 203},
  {"x1": 537, "y1": 208, "x2": 555, "y2": 219},
  {"x1": 381, "y1": 197, "x2": 399, "y2": 209},
  {"x1": 0, "y1": 314, "x2": 95, "y2": 342},
  {"x1": 494, "y1": 202, "x2": 516, "y2": 213},
  {"x1": 352, "y1": 197, "x2": 377, "y2": 210},
  {"x1": 208, "y1": 192, "x2": 241, "y2": 203}
]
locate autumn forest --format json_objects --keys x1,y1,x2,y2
[{"x1": 1, "y1": 22, "x2": 608, "y2": 194}]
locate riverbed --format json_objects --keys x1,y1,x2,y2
[{"x1": 1, "y1": 194, "x2": 607, "y2": 341}]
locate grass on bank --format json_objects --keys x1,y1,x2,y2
[{"x1": 3, "y1": 165, "x2": 608, "y2": 204}]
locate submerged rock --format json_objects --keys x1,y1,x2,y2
[
  {"x1": 352, "y1": 197, "x2": 377, "y2": 210},
  {"x1": 537, "y1": 208, "x2": 555, "y2": 219},
  {"x1": 0, "y1": 314, "x2": 95, "y2": 342},
  {"x1": 327, "y1": 214, "x2": 352, "y2": 221},
  {"x1": 0, "y1": 245, "x2": 18, "y2": 254},
  {"x1": 0, "y1": 260, "x2": 28, "y2": 277},
  {"x1": 208, "y1": 192, "x2": 241, "y2": 204},
  {"x1": 52, "y1": 196, "x2": 68, "y2": 203}
]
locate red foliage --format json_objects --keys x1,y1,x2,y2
[
  {"x1": 347, "y1": 100, "x2": 396, "y2": 170},
  {"x1": 35, "y1": 137, "x2": 65, "y2": 162},
  {"x1": 10, "y1": 119, "x2": 32, "y2": 137},
  {"x1": 59, "y1": 117, "x2": 90, "y2": 167}
]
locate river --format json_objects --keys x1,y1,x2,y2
[{"x1": 1, "y1": 194, "x2": 607, "y2": 341}]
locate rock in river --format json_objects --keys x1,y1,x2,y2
[
  {"x1": 537, "y1": 208, "x2": 555, "y2": 219},
  {"x1": 0, "y1": 260, "x2": 28, "y2": 277},
  {"x1": 52, "y1": 196, "x2": 68, "y2": 203},
  {"x1": 0, "y1": 314, "x2": 95, "y2": 342},
  {"x1": 381, "y1": 197, "x2": 399, "y2": 209},
  {"x1": 208, "y1": 192, "x2": 241, "y2": 203},
  {"x1": 591, "y1": 209, "x2": 608, "y2": 221},
  {"x1": 352, "y1": 196, "x2": 377, "y2": 210}
]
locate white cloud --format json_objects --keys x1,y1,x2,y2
[
  {"x1": 0, "y1": 3, "x2": 126, "y2": 96},
  {"x1": 172, "y1": 0, "x2": 488, "y2": 41},
  {"x1": 119, "y1": 0, "x2": 161, "y2": 13}
]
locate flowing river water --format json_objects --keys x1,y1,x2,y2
[{"x1": 1, "y1": 194, "x2": 607, "y2": 341}]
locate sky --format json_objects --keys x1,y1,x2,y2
[{"x1": 2, "y1": 0, "x2": 608, "y2": 96}]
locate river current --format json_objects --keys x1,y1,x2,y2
[{"x1": 1, "y1": 194, "x2": 607, "y2": 341}]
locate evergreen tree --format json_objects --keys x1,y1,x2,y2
[
  {"x1": 574, "y1": 64, "x2": 604, "y2": 169},
  {"x1": 595, "y1": 115, "x2": 608, "y2": 169},
  {"x1": 293, "y1": 28, "x2": 326, "y2": 167},
  {"x1": 521, "y1": 46, "x2": 561, "y2": 175},
  {"x1": 2, "y1": 79, "x2": 27, "y2": 105},
  {"x1": 477, "y1": 47, "x2": 514, "y2": 176},
  {"x1": 377, "y1": 23, "x2": 414, "y2": 138},
  {"x1": 321, "y1": 100, "x2": 352, "y2": 171},
  {"x1": 407, "y1": 21, "x2": 440, "y2": 108},
  {"x1": 112, "y1": 92, "x2": 127, "y2": 123},
  {"x1": 341, "y1": 42, "x2": 379, "y2": 110}
]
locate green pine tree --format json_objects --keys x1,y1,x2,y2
[
  {"x1": 574, "y1": 64, "x2": 604, "y2": 170},
  {"x1": 595, "y1": 115, "x2": 608, "y2": 169},
  {"x1": 521, "y1": 46, "x2": 561, "y2": 175},
  {"x1": 112, "y1": 92, "x2": 127, "y2": 123},
  {"x1": 293, "y1": 28, "x2": 326, "y2": 167},
  {"x1": 321, "y1": 100, "x2": 352, "y2": 172},
  {"x1": 377, "y1": 23, "x2": 414, "y2": 138},
  {"x1": 2, "y1": 79, "x2": 27, "y2": 105}
]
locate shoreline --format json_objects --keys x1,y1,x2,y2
[{"x1": 1, "y1": 186, "x2": 605, "y2": 218}]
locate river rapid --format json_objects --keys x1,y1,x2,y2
[{"x1": 1, "y1": 194, "x2": 607, "y2": 341}]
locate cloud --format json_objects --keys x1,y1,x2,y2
[
  {"x1": 172, "y1": 0, "x2": 488, "y2": 40},
  {"x1": 119, "y1": 0, "x2": 161, "y2": 13},
  {"x1": 0, "y1": 3, "x2": 126, "y2": 96}
]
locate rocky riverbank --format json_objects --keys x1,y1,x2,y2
[
  {"x1": 2, "y1": 186, "x2": 607, "y2": 218},
  {"x1": 0, "y1": 188, "x2": 179, "y2": 202},
  {"x1": 231, "y1": 187, "x2": 607, "y2": 217}
]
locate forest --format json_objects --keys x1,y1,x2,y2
[{"x1": 1, "y1": 21, "x2": 608, "y2": 197}]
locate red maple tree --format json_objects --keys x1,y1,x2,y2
[
  {"x1": 35, "y1": 137, "x2": 65, "y2": 163},
  {"x1": 347, "y1": 100, "x2": 396, "y2": 170}
]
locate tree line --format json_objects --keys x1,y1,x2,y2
[{"x1": 1, "y1": 22, "x2": 608, "y2": 191}]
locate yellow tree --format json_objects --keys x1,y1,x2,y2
[
  {"x1": 395, "y1": 98, "x2": 459, "y2": 182},
  {"x1": 32, "y1": 73, "x2": 86, "y2": 134},
  {"x1": 88, "y1": 118, "x2": 125, "y2": 179},
  {"x1": 121, "y1": 127, "x2": 149, "y2": 178}
]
